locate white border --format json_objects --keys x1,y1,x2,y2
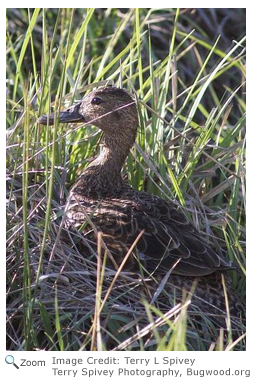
[{"x1": 2, "y1": 4, "x2": 253, "y2": 382}]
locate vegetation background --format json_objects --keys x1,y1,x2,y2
[{"x1": 6, "y1": 8, "x2": 246, "y2": 351}]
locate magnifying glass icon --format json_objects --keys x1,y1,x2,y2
[{"x1": 5, "y1": 355, "x2": 19, "y2": 369}]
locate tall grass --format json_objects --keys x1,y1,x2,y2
[{"x1": 6, "y1": 8, "x2": 246, "y2": 351}]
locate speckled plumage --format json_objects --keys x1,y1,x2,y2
[{"x1": 38, "y1": 86, "x2": 245, "y2": 326}]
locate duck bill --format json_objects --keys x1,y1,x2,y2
[{"x1": 38, "y1": 103, "x2": 85, "y2": 125}]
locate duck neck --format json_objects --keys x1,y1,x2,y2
[{"x1": 86, "y1": 132, "x2": 135, "y2": 191}]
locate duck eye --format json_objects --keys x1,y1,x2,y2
[{"x1": 91, "y1": 97, "x2": 103, "y2": 105}]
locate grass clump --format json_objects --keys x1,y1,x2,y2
[{"x1": 6, "y1": 8, "x2": 246, "y2": 351}]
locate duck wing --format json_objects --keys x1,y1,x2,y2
[
  {"x1": 130, "y1": 190, "x2": 234, "y2": 275},
  {"x1": 65, "y1": 188, "x2": 234, "y2": 276}
]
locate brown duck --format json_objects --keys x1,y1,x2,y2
[{"x1": 38, "y1": 86, "x2": 244, "y2": 325}]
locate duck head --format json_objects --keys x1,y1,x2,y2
[{"x1": 38, "y1": 86, "x2": 139, "y2": 138}]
